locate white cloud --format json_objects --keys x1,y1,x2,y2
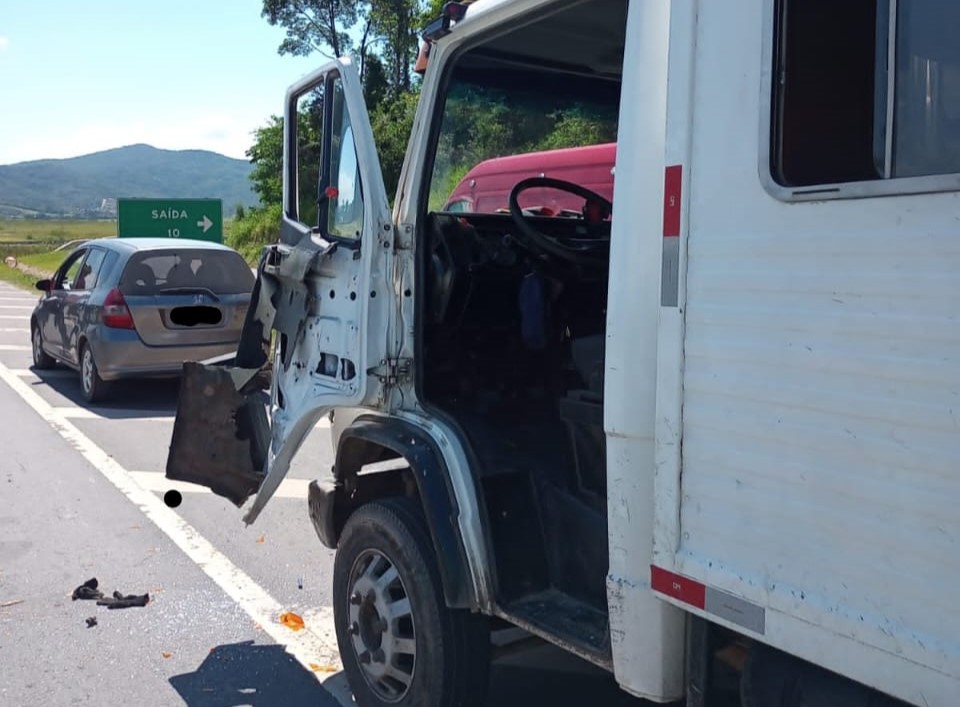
[{"x1": 0, "y1": 36, "x2": 9, "y2": 51}]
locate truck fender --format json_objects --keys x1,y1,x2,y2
[{"x1": 309, "y1": 415, "x2": 477, "y2": 610}]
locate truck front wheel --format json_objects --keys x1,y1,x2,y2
[{"x1": 333, "y1": 497, "x2": 490, "y2": 707}]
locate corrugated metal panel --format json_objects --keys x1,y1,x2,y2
[
  {"x1": 673, "y1": 0, "x2": 960, "y2": 696},
  {"x1": 679, "y1": 235, "x2": 960, "y2": 670}
]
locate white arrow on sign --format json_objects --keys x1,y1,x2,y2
[{"x1": 197, "y1": 215, "x2": 214, "y2": 233}]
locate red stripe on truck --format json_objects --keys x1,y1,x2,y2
[
  {"x1": 650, "y1": 565, "x2": 705, "y2": 609},
  {"x1": 663, "y1": 165, "x2": 682, "y2": 237}
]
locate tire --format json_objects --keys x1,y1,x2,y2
[
  {"x1": 79, "y1": 343, "x2": 110, "y2": 403},
  {"x1": 31, "y1": 322, "x2": 56, "y2": 370},
  {"x1": 333, "y1": 497, "x2": 490, "y2": 707}
]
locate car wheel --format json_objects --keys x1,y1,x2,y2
[
  {"x1": 80, "y1": 343, "x2": 110, "y2": 403},
  {"x1": 31, "y1": 323, "x2": 56, "y2": 370},
  {"x1": 333, "y1": 497, "x2": 490, "y2": 707}
]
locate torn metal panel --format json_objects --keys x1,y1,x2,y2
[
  {"x1": 268, "y1": 237, "x2": 337, "y2": 370},
  {"x1": 164, "y1": 239, "x2": 338, "y2": 507},
  {"x1": 165, "y1": 361, "x2": 270, "y2": 506},
  {"x1": 233, "y1": 248, "x2": 278, "y2": 371},
  {"x1": 164, "y1": 250, "x2": 280, "y2": 505}
]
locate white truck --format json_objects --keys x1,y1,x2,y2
[{"x1": 166, "y1": 1, "x2": 960, "y2": 705}]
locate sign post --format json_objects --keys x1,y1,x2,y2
[{"x1": 117, "y1": 198, "x2": 224, "y2": 243}]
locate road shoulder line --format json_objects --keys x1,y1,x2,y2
[{"x1": 0, "y1": 360, "x2": 348, "y2": 699}]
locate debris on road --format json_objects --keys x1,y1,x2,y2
[
  {"x1": 85, "y1": 617, "x2": 98, "y2": 628},
  {"x1": 256, "y1": 535, "x2": 265, "y2": 544},
  {"x1": 161, "y1": 652, "x2": 173, "y2": 659},
  {"x1": 309, "y1": 663, "x2": 337, "y2": 673},
  {"x1": 97, "y1": 591, "x2": 150, "y2": 609},
  {"x1": 279, "y1": 611, "x2": 305, "y2": 631},
  {"x1": 72, "y1": 578, "x2": 103, "y2": 601},
  {"x1": 1, "y1": 599, "x2": 25, "y2": 608},
  {"x1": 71, "y1": 577, "x2": 150, "y2": 608}
]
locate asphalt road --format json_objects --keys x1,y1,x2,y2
[{"x1": 0, "y1": 280, "x2": 650, "y2": 707}]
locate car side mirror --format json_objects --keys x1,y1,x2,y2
[{"x1": 35, "y1": 279, "x2": 52, "y2": 292}]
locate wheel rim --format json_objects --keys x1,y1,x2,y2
[
  {"x1": 32, "y1": 328, "x2": 42, "y2": 365},
  {"x1": 346, "y1": 549, "x2": 417, "y2": 702},
  {"x1": 81, "y1": 349, "x2": 93, "y2": 394}
]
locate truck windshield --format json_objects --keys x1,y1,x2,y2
[{"x1": 428, "y1": 64, "x2": 620, "y2": 213}]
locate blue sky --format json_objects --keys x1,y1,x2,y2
[{"x1": 0, "y1": 1, "x2": 335, "y2": 165}]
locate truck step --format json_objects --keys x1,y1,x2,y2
[{"x1": 497, "y1": 589, "x2": 612, "y2": 670}]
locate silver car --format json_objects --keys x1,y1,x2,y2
[{"x1": 30, "y1": 238, "x2": 255, "y2": 402}]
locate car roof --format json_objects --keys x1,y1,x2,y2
[
  {"x1": 462, "y1": 143, "x2": 617, "y2": 180},
  {"x1": 83, "y1": 237, "x2": 238, "y2": 254}
]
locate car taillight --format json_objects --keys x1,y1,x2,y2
[{"x1": 102, "y1": 288, "x2": 135, "y2": 329}]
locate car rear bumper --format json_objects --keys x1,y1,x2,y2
[{"x1": 90, "y1": 329, "x2": 240, "y2": 381}]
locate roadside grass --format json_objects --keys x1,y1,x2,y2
[
  {"x1": 20, "y1": 251, "x2": 67, "y2": 275},
  {"x1": 0, "y1": 219, "x2": 116, "y2": 244},
  {"x1": 0, "y1": 217, "x2": 242, "y2": 289},
  {"x1": 0, "y1": 218, "x2": 111, "y2": 292},
  {"x1": 0, "y1": 264, "x2": 42, "y2": 293}
]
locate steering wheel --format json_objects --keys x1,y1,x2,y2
[{"x1": 508, "y1": 177, "x2": 612, "y2": 265}]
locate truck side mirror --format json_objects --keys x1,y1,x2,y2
[{"x1": 35, "y1": 279, "x2": 52, "y2": 292}]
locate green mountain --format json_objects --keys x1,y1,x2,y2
[{"x1": 0, "y1": 144, "x2": 258, "y2": 218}]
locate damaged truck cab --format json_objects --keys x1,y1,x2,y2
[
  {"x1": 168, "y1": 0, "x2": 960, "y2": 706},
  {"x1": 169, "y1": 59, "x2": 396, "y2": 520},
  {"x1": 167, "y1": 44, "x2": 499, "y2": 700}
]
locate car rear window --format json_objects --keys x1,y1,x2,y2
[{"x1": 119, "y1": 249, "x2": 255, "y2": 296}]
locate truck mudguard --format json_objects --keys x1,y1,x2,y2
[{"x1": 317, "y1": 415, "x2": 477, "y2": 610}]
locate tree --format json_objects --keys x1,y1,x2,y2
[
  {"x1": 369, "y1": 88, "x2": 420, "y2": 194},
  {"x1": 261, "y1": 0, "x2": 379, "y2": 80},
  {"x1": 244, "y1": 0, "x2": 430, "y2": 247},
  {"x1": 363, "y1": 53, "x2": 390, "y2": 108},
  {"x1": 261, "y1": 0, "x2": 423, "y2": 92},
  {"x1": 246, "y1": 115, "x2": 284, "y2": 207},
  {"x1": 261, "y1": 0, "x2": 363, "y2": 59},
  {"x1": 246, "y1": 98, "x2": 324, "y2": 217},
  {"x1": 370, "y1": 0, "x2": 419, "y2": 93},
  {"x1": 227, "y1": 203, "x2": 283, "y2": 263}
]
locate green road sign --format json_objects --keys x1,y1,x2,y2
[{"x1": 117, "y1": 198, "x2": 223, "y2": 243}]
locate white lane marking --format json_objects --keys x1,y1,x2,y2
[
  {"x1": 54, "y1": 406, "x2": 174, "y2": 422},
  {"x1": 0, "y1": 360, "x2": 349, "y2": 698},
  {"x1": 130, "y1": 470, "x2": 311, "y2": 500},
  {"x1": 57, "y1": 405, "x2": 327, "y2": 427},
  {"x1": 0, "y1": 328, "x2": 29, "y2": 332},
  {"x1": 301, "y1": 607, "x2": 340, "y2": 659},
  {"x1": 0, "y1": 298, "x2": 37, "y2": 303},
  {"x1": 0, "y1": 316, "x2": 28, "y2": 321},
  {"x1": 0, "y1": 344, "x2": 29, "y2": 351},
  {"x1": 12, "y1": 368, "x2": 331, "y2": 427},
  {"x1": 0, "y1": 305, "x2": 34, "y2": 309}
]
